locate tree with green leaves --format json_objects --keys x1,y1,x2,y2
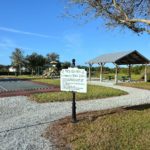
[
  {"x1": 10, "y1": 48, "x2": 24, "y2": 76},
  {"x1": 26, "y1": 53, "x2": 46, "y2": 75},
  {"x1": 61, "y1": 61, "x2": 71, "y2": 69},
  {"x1": 67, "y1": 0, "x2": 150, "y2": 34}
]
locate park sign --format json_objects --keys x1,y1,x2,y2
[{"x1": 60, "y1": 67, "x2": 87, "y2": 93}]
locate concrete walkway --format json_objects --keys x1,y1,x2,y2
[{"x1": 0, "y1": 81, "x2": 150, "y2": 150}]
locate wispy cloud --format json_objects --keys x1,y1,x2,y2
[
  {"x1": 0, "y1": 38, "x2": 17, "y2": 49},
  {"x1": 0, "y1": 38, "x2": 34, "y2": 52},
  {"x1": 0, "y1": 26, "x2": 59, "y2": 39},
  {"x1": 63, "y1": 32, "x2": 83, "y2": 50}
]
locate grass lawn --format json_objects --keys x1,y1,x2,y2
[
  {"x1": 0, "y1": 75, "x2": 60, "y2": 85},
  {"x1": 30, "y1": 79, "x2": 127, "y2": 103},
  {"x1": 0, "y1": 75, "x2": 127, "y2": 102},
  {"x1": 0, "y1": 75, "x2": 42, "y2": 79},
  {"x1": 119, "y1": 82, "x2": 150, "y2": 90},
  {"x1": 93, "y1": 73, "x2": 141, "y2": 81},
  {"x1": 43, "y1": 104, "x2": 150, "y2": 150},
  {"x1": 33, "y1": 78, "x2": 60, "y2": 86}
]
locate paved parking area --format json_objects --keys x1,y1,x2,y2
[
  {"x1": 0, "y1": 79, "x2": 49, "y2": 92},
  {"x1": 0, "y1": 78, "x2": 59, "y2": 97}
]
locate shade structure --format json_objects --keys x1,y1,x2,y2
[
  {"x1": 86, "y1": 50, "x2": 150, "y2": 83},
  {"x1": 86, "y1": 50, "x2": 149, "y2": 65}
]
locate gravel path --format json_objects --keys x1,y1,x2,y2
[{"x1": 0, "y1": 81, "x2": 150, "y2": 150}]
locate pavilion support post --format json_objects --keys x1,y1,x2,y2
[
  {"x1": 145, "y1": 64, "x2": 147, "y2": 82},
  {"x1": 88, "y1": 64, "x2": 92, "y2": 81},
  {"x1": 115, "y1": 64, "x2": 118, "y2": 84},
  {"x1": 100, "y1": 63, "x2": 103, "y2": 82},
  {"x1": 128, "y1": 64, "x2": 131, "y2": 82}
]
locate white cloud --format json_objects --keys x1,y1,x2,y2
[{"x1": 0, "y1": 26, "x2": 59, "y2": 39}]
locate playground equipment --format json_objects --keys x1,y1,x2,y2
[{"x1": 42, "y1": 61, "x2": 59, "y2": 79}]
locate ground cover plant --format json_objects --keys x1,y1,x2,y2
[
  {"x1": 119, "y1": 82, "x2": 150, "y2": 90},
  {"x1": 43, "y1": 104, "x2": 150, "y2": 150}
]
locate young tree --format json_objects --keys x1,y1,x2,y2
[
  {"x1": 10, "y1": 48, "x2": 24, "y2": 75},
  {"x1": 67, "y1": 0, "x2": 150, "y2": 34}
]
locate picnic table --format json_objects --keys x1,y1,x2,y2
[
  {"x1": 108, "y1": 76, "x2": 113, "y2": 80},
  {"x1": 121, "y1": 76, "x2": 129, "y2": 82}
]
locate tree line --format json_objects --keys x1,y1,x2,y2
[
  {"x1": 0, "y1": 48, "x2": 148, "y2": 77},
  {"x1": 9, "y1": 48, "x2": 71, "y2": 75}
]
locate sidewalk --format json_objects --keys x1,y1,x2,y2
[{"x1": 0, "y1": 81, "x2": 150, "y2": 150}]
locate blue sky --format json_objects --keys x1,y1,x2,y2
[{"x1": 0, "y1": 0, "x2": 150, "y2": 66}]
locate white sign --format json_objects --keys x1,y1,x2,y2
[{"x1": 60, "y1": 68, "x2": 87, "y2": 93}]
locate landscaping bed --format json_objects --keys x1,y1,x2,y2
[{"x1": 43, "y1": 104, "x2": 150, "y2": 150}]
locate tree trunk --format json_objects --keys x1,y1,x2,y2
[{"x1": 32, "y1": 69, "x2": 34, "y2": 76}]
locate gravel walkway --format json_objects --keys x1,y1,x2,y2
[{"x1": 0, "y1": 81, "x2": 150, "y2": 150}]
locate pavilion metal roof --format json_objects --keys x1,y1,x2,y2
[{"x1": 86, "y1": 50, "x2": 150, "y2": 65}]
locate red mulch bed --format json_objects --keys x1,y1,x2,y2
[{"x1": 0, "y1": 86, "x2": 60, "y2": 97}]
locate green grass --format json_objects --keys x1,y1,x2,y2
[
  {"x1": 0, "y1": 75, "x2": 60, "y2": 86},
  {"x1": 92, "y1": 73, "x2": 141, "y2": 81},
  {"x1": 105, "y1": 73, "x2": 140, "y2": 81},
  {"x1": 119, "y1": 82, "x2": 150, "y2": 90},
  {"x1": 0, "y1": 75, "x2": 127, "y2": 102},
  {"x1": 44, "y1": 104, "x2": 150, "y2": 150},
  {"x1": 0, "y1": 75, "x2": 41, "y2": 79},
  {"x1": 30, "y1": 83, "x2": 127, "y2": 103},
  {"x1": 33, "y1": 78, "x2": 60, "y2": 86}
]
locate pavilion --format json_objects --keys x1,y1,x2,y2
[{"x1": 86, "y1": 50, "x2": 150, "y2": 83}]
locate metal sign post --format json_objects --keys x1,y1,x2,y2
[
  {"x1": 60, "y1": 59, "x2": 87, "y2": 123},
  {"x1": 72, "y1": 59, "x2": 77, "y2": 123}
]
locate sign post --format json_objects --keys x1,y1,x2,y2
[
  {"x1": 72, "y1": 59, "x2": 77, "y2": 123},
  {"x1": 60, "y1": 59, "x2": 87, "y2": 123}
]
